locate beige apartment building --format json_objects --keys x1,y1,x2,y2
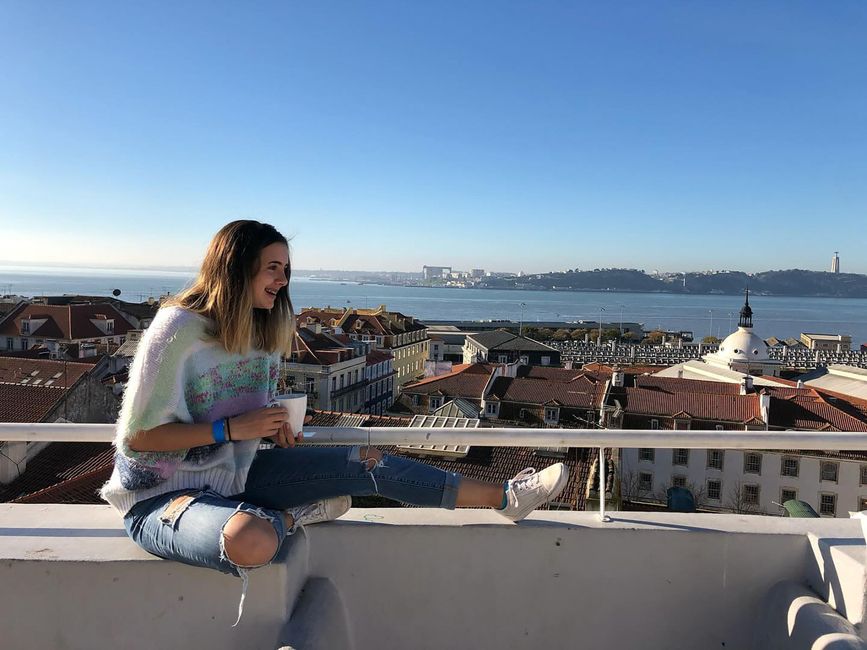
[
  {"x1": 800, "y1": 332, "x2": 852, "y2": 352},
  {"x1": 298, "y1": 305, "x2": 429, "y2": 394}
]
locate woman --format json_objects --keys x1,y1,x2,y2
[{"x1": 101, "y1": 220, "x2": 568, "y2": 624}]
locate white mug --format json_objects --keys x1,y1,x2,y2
[{"x1": 273, "y1": 393, "x2": 308, "y2": 437}]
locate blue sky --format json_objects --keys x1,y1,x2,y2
[{"x1": 1, "y1": 2, "x2": 865, "y2": 273}]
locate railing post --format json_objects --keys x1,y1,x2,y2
[{"x1": 599, "y1": 446, "x2": 611, "y2": 522}]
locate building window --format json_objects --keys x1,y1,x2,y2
[
  {"x1": 744, "y1": 453, "x2": 762, "y2": 475},
  {"x1": 781, "y1": 457, "x2": 799, "y2": 478},
  {"x1": 106, "y1": 320, "x2": 114, "y2": 333},
  {"x1": 339, "y1": 375, "x2": 344, "y2": 390},
  {"x1": 21, "y1": 320, "x2": 30, "y2": 333},
  {"x1": 519, "y1": 355, "x2": 529, "y2": 365},
  {"x1": 672, "y1": 449, "x2": 689, "y2": 466},
  {"x1": 21, "y1": 338, "x2": 28, "y2": 350},
  {"x1": 497, "y1": 355, "x2": 508, "y2": 363},
  {"x1": 715, "y1": 425, "x2": 724, "y2": 431},
  {"x1": 820, "y1": 493, "x2": 837, "y2": 517},
  {"x1": 672, "y1": 475, "x2": 687, "y2": 488},
  {"x1": 5, "y1": 338, "x2": 12, "y2": 350},
  {"x1": 332, "y1": 377, "x2": 337, "y2": 392},
  {"x1": 821, "y1": 462, "x2": 839, "y2": 483},
  {"x1": 650, "y1": 419, "x2": 659, "y2": 430},
  {"x1": 861, "y1": 466, "x2": 867, "y2": 486},
  {"x1": 707, "y1": 479, "x2": 721, "y2": 501},
  {"x1": 429, "y1": 396, "x2": 443, "y2": 411},
  {"x1": 519, "y1": 408, "x2": 527, "y2": 420},
  {"x1": 412, "y1": 394, "x2": 420, "y2": 406},
  {"x1": 707, "y1": 450, "x2": 723, "y2": 470},
  {"x1": 744, "y1": 484, "x2": 760, "y2": 506},
  {"x1": 639, "y1": 448, "x2": 655, "y2": 462},
  {"x1": 781, "y1": 488, "x2": 797, "y2": 503},
  {"x1": 485, "y1": 402, "x2": 498, "y2": 417},
  {"x1": 544, "y1": 407, "x2": 559, "y2": 424},
  {"x1": 541, "y1": 356, "x2": 551, "y2": 366},
  {"x1": 638, "y1": 472, "x2": 653, "y2": 492},
  {"x1": 859, "y1": 497, "x2": 867, "y2": 512}
]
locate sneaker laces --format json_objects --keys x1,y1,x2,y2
[
  {"x1": 288, "y1": 502, "x2": 321, "y2": 528},
  {"x1": 510, "y1": 467, "x2": 539, "y2": 492}
]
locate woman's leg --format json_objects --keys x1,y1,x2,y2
[
  {"x1": 124, "y1": 489, "x2": 290, "y2": 573},
  {"x1": 239, "y1": 446, "x2": 505, "y2": 511},
  {"x1": 124, "y1": 489, "x2": 292, "y2": 624}
]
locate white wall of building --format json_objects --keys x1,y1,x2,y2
[{"x1": 622, "y1": 447, "x2": 867, "y2": 517}]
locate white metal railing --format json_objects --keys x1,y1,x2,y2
[{"x1": 3, "y1": 423, "x2": 867, "y2": 521}]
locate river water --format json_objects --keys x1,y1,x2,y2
[{"x1": 2, "y1": 265, "x2": 866, "y2": 344}]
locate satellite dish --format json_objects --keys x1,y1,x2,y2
[{"x1": 112, "y1": 289, "x2": 122, "y2": 297}]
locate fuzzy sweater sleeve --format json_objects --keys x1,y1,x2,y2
[{"x1": 114, "y1": 306, "x2": 205, "y2": 459}]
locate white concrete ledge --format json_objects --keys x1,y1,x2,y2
[{"x1": 2, "y1": 505, "x2": 865, "y2": 650}]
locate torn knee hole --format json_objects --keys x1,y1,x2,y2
[{"x1": 220, "y1": 512, "x2": 279, "y2": 568}]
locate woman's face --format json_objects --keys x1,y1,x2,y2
[{"x1": 251, "y1": 242, "x2": 290, "y2": 310}]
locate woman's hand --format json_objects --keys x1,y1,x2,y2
[
  {"x1": 265, "y1": 414, "x2": 313, "y2": 448},
  {"x1": 227, "y1": 406, "x2": 289, "y2": 441}
]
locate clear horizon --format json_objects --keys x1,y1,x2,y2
[{"x1": 1, "y1": 3, "x2": 865, "y2": 273}]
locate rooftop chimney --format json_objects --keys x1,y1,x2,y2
[{"x1": 740, "y1": 375, "x2": 754, "y2": 394}]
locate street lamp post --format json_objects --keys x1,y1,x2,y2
[
  {"x1": 708, "y1": 310, "x2": 714, "y2": 339},
  {"x1": 519, "y1": 303, "x2": 526, "y2": 337},
  {"x1": 619, "y1": 304, "x2": 625, "y2": 340},
  {"x1": 598, "y1": 306, "x2": 606, "y2": 347}
]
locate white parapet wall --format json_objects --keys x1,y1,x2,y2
[{"x1": 1, "y1": 504, "x2": 865, "y2": 650}]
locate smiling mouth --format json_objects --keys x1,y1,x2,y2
[{"x1": 265, "y1": 288, "x2": 278, "y2": 297}]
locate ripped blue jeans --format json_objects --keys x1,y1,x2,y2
[{"x1": 123, "y1": 446, "x2": 461, "y2": 622}]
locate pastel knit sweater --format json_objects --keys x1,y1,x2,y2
[{"x1": 101, "y1": 306, "x2": 279, "y2": 516}]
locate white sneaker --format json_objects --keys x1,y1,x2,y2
[
  {"x1": 497, "y1": 464, "x2": 569, "y2": 522},
  {"x1": 287, "y1": 495, "x2": 351, "y2": 528}
]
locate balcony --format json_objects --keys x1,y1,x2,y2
[{"x1": 1, "y1": 424, "x2": 866, "y2": 649}]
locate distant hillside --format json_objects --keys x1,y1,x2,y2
[{"x1": 480, "y1": 269, "x2": 867, "y2": 298}]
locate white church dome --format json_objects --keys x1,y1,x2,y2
[{"x1": 717, "y1": 327, "x2": 769, "y2": 362}]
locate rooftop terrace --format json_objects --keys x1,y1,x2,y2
[{"x1": 2, "y1": 424, "x2": 867, "y2": 649}]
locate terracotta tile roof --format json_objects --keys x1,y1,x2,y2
[
  {"x1": 365, "y1": 350, "x2": 393, "y2": 365},
  {"x1": 768, "y1": 395, "x2": 867, "y2": 432},
  {"x1": 517, "y1": 366, "x2": 590, "y2": 381},
  {"x1": 292, "y1": 329, "x2": 356, "y2": 365},
  {"x1": 0, "y1": 303, "x2": 135, "y2": 340},
  {"x1": 12, "y1": 466, "x2": 112, "y2": 504},
  {"x1": 401, "y1": 364, "x2": 495, "y2": 397},
  {"x1": 298, "y1": 307, "x2": 427, "y2": 338},
  {"x1": 0, "y1": 442, "x2": 113, "y2": 503},
  {"x1": 0, "y1": 384, "x2": 66, "y2": 422},
  {"x1": 621, "y1": 388, "x2": 762, "y2": 423},
  {"x1": 0, "y1": 357, "x2": 92, "y2": 388},
  {"x1": 490, "y1": 375, "x2": 606, "y2": 409},
  {"x1": 634, "y1": 376, "x2": 741, "y2": 395}
]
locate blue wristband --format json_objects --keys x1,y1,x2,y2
[{"x1": 212, "y1": 419, "x2": 227, "y2": 443}]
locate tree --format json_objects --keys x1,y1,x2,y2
[
  {"x1": 603, "y1": 328, "x2": 621, "y2": 341},
  {"x1": 725, "y1": 481, "x2": 760, "y2": 514},
  {"x1": 620, "y1": 469, "x2": 653, "y2": 504},
  {"x1": 536, "y1": 328, "x2": 554, "y2": 340},
  {"x1": 645, "y1": 330, "x2": 665, "y2": 345},
  {"x1": 702, "y1": 336, "x2": 721, "y2": 345},
  {"x1": 553, "y1": 328, "x2": 571, "y2": 341},
  {"x1": 570, "y1": 328, "x2": 589, "y2": 341}
]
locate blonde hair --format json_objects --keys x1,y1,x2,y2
[{"x1": 165, "y1": 220, "x2": 295, "y2": 355}]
